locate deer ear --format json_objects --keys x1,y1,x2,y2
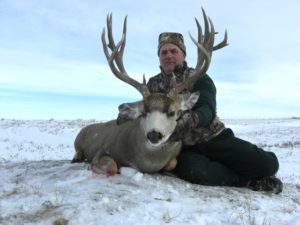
[
  {"x1": 180, "y1": 91, "x2": 200, "y2": 110},
  {"x1": 117, "y1": 101, "x2": 144, "y2": 125}
]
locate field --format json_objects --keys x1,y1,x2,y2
[{"x1": 0, "y1": 118, "x2": 300, "y2": 225}]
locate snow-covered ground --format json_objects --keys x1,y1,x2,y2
[{"x1": 0, "y1": 118, "x2": 299, "y2": 225}]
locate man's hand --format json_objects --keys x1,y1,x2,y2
[{"x1": 170, "y1": 111, "x2": 199, "y2": 141}]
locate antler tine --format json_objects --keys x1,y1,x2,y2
[
  {"x1": 208, "y1": 17, "x2": 215, "y2": 52},
  {"x1": 189, "y1": 31, "x2": 211, "y2": 69},
  {"x1": 106, "y1": 13, "x2": 115, "y2": 50},
  {"x1": 194, "y1": 17, "x2": 205, "y2": 71},
  {"x1": 106, "y1": 34, "x2": 126, "y2": 76},
  {"x1": 200, "y1": 16, "x2": 215, "y2": 74},
  {"x1": 105, "y1": 13, "x2": 126, "y2": 75},
  {"x1": 173, "y1": 8, "x2": 228, "y2": 93},
  {"x1": 101, "y1": 14, "x2": 150, "y2": 98},
  {"x1": 201, "y1": 8, "x2": 211, "y2": 49},
  {"x1": 213, "y1": 30, "x2": 228, "y2": 51}
]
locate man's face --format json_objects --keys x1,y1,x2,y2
[{"x1": 159, "y1": 43, "x2": 185, "y2": 75}]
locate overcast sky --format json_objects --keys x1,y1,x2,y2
[{"x1": 1, "y1": 0, "x2": 299, "y2": 120}]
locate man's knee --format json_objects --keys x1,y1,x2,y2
[{"x1": 175, "y1": 152, "x2": 243, "y2": 186}]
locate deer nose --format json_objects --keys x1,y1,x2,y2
[{"x1": 147, "y1": 131, "x2": 163, "y2": 144}]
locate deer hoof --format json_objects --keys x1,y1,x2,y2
[
  {"x1": 71, "y1": 151, "x2": 84, "y2": 163},
  {"x1": 164, "y1": 158, "x2": 177, "y2": 171},
  {"x1": 91, "y1": 156, "x2": 118, "y2": 176}
]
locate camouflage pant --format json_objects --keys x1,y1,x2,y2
[{"x1": 173, "y1": 128, "x2": 279, "y2": 187}]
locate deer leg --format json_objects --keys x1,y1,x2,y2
[
  {"x1": 91, "y1": 155, "x2": 118, "y2": 176},
  {"x1": 71, "y1": 150, "x2": 84, "y2": 163},
  {"x1": 163, "y1": 158, "x2": 177, "y2": 171}
]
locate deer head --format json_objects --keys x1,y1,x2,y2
[{"x1": 101, "y1": 9, "x2": 227, "y2": 147}]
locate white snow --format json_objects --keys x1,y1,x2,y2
[{"x1": 0, "y1": 118, "x2": 300, "y2": 225}]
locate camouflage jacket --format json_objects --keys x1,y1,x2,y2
[{"x1": 147, "y1": 62, "x2": 225, "y2": 145}]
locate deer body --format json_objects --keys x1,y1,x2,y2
[{"x1": 74, "y1": 118, "x2": 182, "y2": 173}]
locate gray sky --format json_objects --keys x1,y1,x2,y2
[{"x1": 1, "y1": 0, "x2": 299, "y2": 120}]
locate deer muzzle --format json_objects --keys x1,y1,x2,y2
[{"x1": 147, "y1": 130, "x2": 163, "y2": 144}]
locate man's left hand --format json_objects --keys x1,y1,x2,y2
[{"x1": 170, "y1": 111, "x2": 199, "y2": 141}]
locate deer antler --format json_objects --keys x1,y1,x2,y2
[
  {"x1": 101, "y1": 14, "x2": 150, "y2": 98},
  {"x1": 175, "y1": 8, "x2": 228, "y2": 93}
]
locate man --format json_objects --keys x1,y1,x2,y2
[{"x1": 146, "y1": 32, "x2": 283, "y2": 194}]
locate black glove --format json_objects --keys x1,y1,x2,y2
[{"x1": 170, "y1": 111, "x2": 199, "y2": 141}]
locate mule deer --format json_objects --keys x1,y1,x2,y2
[{"x1": 72, "y1": 8, "x2": 228, "y2": 175}]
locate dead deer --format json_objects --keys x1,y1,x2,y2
[{"x1": 72, "y1": 8, "x2": 228, "y2": 175}]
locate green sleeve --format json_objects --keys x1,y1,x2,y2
[{"x1": 192, "y1": 74, "x2": 217, "y2": 127}]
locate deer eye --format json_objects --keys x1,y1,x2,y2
[{"x1": 167, "y1": 111, "x2": 175, "y2": 118}]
